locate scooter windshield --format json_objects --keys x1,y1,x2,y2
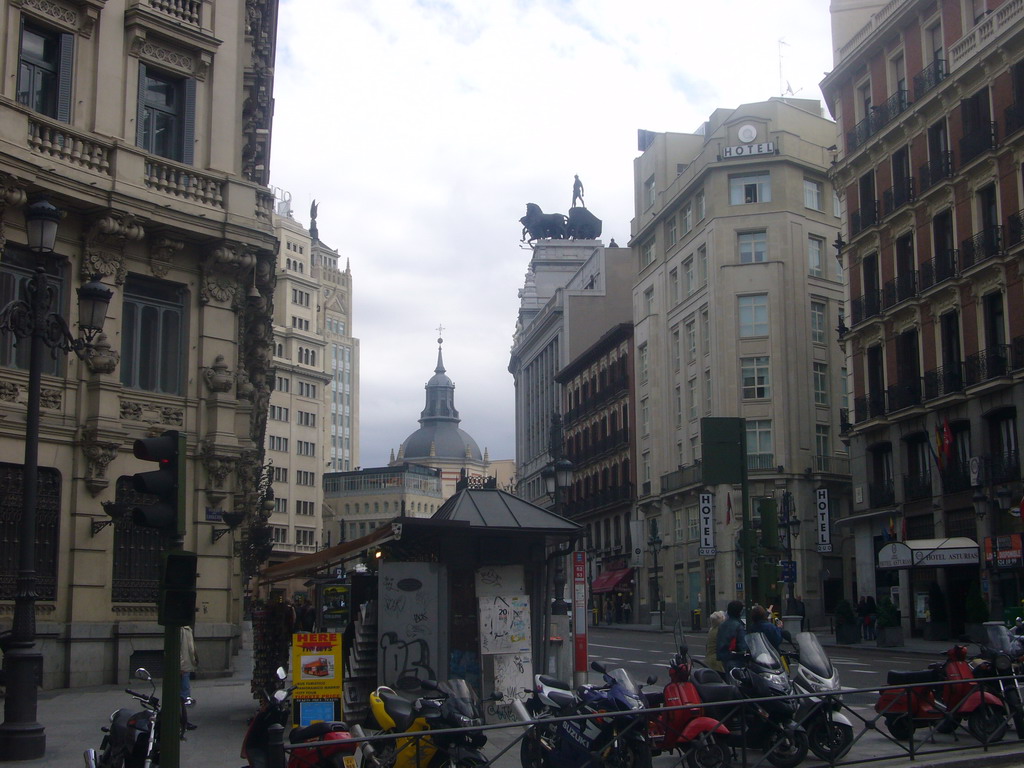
[
  {"x1": 746, "y1": 632, "x2": 785, "y2": 672},
  {"x1": 795, "y1": 632, "x2": 834, "y2": 678},
  {"x1": 983, "y1": 624, "x2": 1024, "y2": 656},
  {"x1": 438, "y1": 679, "x2": 480, "y2": 719},
  {"x1": 606, "y1": 668, "x2": 645, "y2": 709}
]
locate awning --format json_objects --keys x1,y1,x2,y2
[
  {"x1": 259, "y1": 522, "x2": 400, "y2": 584},
  {"x1": 836, "y1": 508, "x2": 899, "y2": 525},
  {"x1": 591, "y1": 568, "x2": 633, "y2": 594},
  {"x1": 877, "y1": 537, "x2": 979, "y2": 570}
]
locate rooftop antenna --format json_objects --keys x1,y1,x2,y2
[{"x1": 778, "y1": 38, "x2": 789, "y2": 97}]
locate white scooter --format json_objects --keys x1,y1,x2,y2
[{"x1": 783, "y1": 631, "x2": 854, "y2": 762}]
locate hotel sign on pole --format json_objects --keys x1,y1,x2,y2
[
  {"x1": 816, "y1": 489, "x2": 832, "y2": 553},
  {"x1": 698, "y1": 493, "x2": 716, "y2": 556},
  {"x1": 572, "y1": 551, "x2": 587, "y2": 674},
  {"x1": 721, "y1": 142, "x2": 775, "y2": 158}
]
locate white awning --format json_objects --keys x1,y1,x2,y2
[{"x1": 877, "y1": 537, "x2": 979, "y2": 569}]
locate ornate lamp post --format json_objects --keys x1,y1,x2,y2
[
  {"x1": 540, "y1": 413, "x2": 574, "y2": 674},
  {"x1": 0, "y1": 199, "x2": 114, "y2": 760}
]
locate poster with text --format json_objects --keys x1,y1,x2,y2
[{"x1": 478, "y1": 594, "x2": 531, "y2": 654}]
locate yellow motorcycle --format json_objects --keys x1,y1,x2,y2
[{"x1": 358, "y1": 679, "x2": 499, "y2": 768}]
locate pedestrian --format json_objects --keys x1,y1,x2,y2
[
  {"x1": 792, "y1": 594, "x2": 807, "y2": 631},
  {"x1": 605, "y1": 596, "x2": 613, "y2": 625},
  {"x1": 299, "y1": 598, "x2": 316, "y2": 632},
  {"x1": 705, "y1": 611, "x2": 726, "y2": 673},
  {"x1": 856, "y1": 597, "x2": 869, "y2": 639},
  {"x1": 180, "y1": 624, "x2": 198, "y2": 732},
  {"x1": 615, "y1": 599, "x2": 623, "y2": 624},
  {"x1": 748, "y1": 604, "x2": 783, "y2": 650},
  {"x1": 715, "y1": 600, "x2": 749, "y2": 671},
  {"x1": 864, "y1": 596, "x2": 878, "y2": 640},
  {"x1": 622, "y1": 600, "x2": 632, "y2": 624}
]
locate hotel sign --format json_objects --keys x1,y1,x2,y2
[{"x1": 722, "y1": 142, "x2": 775, "y2": 158}]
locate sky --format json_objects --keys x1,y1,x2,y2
[{"x1": 269, "y1": 1, "x2": 837, "y2": 469}]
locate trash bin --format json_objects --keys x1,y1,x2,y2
[
  {"x1": 691, "y1": 609, "x2": 701, "y2": 632},
  {"x1": 782, "y1": 615, "x2": 803, "y2": 636}
]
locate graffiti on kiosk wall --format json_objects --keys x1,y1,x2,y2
[
  {"x1": 378, "y1": 562, "x2": 443, "y2": 690},
  {"x1": 479, "y1": 594, "x2": 531, "y2": 654},
  {"x1": 379, "y1": 631, "x2": 435, "y2": 688}
]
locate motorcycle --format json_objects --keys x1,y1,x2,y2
[
  {"x1": 516, "y1": 660, "x2": 653, "y2": 768},
  {"x1": 875, "y1": 644, "x2": 1006, "y2": 742},
  {"x1": 782, "y1": 631, "x2": 854, "y2": 762},
  {"x1": 241, "y1": 666, "x2": 357, "y2": 768},
  {"x1": 646, "y1": 643, "x2": 730, "y2": 768},
  {"x1": 83, "y1": 667, "x2": 167, "y2": 768},
  {"x1": 971, "y1": 623, "x2": 1024, "y2": 739},
  {"x1": 691, "y1": 632, "x2": 808, "y2": 768},
  {"x1": 360, "y1": 678, "x2": 499, "y2": 768}
]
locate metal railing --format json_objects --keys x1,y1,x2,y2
[
  {"x1": 1006, "y1": 101, "x2": 1024, "y2": 137},
  {"x1": 882, "y1": 178, "x2": 914, "y2": 217},
  {"x1": 959, "y1": 121, "x2": 997, "y2": 165},
  {"x1": 964, "y1": 344, "x2": 1010, "y2": 386},
  {"x1": 919, "y1": 249, "x2": 958, "y2": 290},
  {"x1": 918, "y1": 152, "x2": 954, "y2": 193},
  {"x1": 903, "y1": 471, "x2": 933, "y2": 501},
  {"x1": 960, "y1": 225, "x2": 1003, "y2": 269},
  {"x1": 882, "y1": 271, "x2": 918, "y2": 309},
  {"x1": 923, "y1": 364, "x2": 965, "y2": 400},
  {"x1": 1008, "y1": 209, "x2": 1024, "y2": 247},
  {"x1": 851, "y1": 290, "x2": 882, "y2": 325},
  {"x1": 851, "y1": 202, "x2": 879, "y2": 236},
  {"x1": 887, "y1": 379, "x2": 922, "y2": 411},
  {"x1": 869, "y1": 479, "x2": 896, "y2": 507},
  {"x1": 914, "y1": 58, "x2": 947, "y2": 100}
]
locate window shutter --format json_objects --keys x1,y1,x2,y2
[
  {"x1": 56, "y1": 32, "x2": 74, "y2": 123},
  {"x1": 182, "y1": 77, "x2": 196, "y2": 165},
  {"x1": 136, "y1": 63, "x2": 147, "y2": 148}
]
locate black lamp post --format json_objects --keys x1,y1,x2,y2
[
  {"x1": 780, "y1": 491, "x2": 801, "y2": 604},
  {"x1": 649, "y1": 530, "x2": 663, "y2": 630},
  {"x1": 0, "y1": 199, "x2": 113, "y2": 761}
]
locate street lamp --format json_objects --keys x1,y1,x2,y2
[
  {"x1": 780, "y1": 491, "x2": 801, "y2": 604},
  {"x1": 0, "y1": 199, "x2": 114, "y2": 761},
  {"x1": 540, "y1": 413, "x2": 574, "y2": 676},
  {"x1": 649, "y1": 529, "x2": 663, "y2": 630}
]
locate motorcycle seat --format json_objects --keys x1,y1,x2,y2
[
  {"x1": 379, "y1": 690, "x2": 417, "y2": 731},
  {"x1": 291, "y1": 721, "x2": 349, "y2": 743},
  {"x1": 694, "y1": 682, "x2": 740, "y2": 704},
  {"x1": 538, "y1": 674, "x2": 572, "y2": 690},
  {"x1": 886, "y1": 669, "x2": 942, "y2": 686},
  {"x1": 692, "y1": 668, "x2": 725, "y2": 684},
  {"x1": 548, "y1": 690, "x2": 577, "y2": 710}
]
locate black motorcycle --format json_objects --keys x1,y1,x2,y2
[
  {"x1": 84, "y1": 667, "x2": 166, "y2": 768},
  {"x1": 972, "y1": 623, "x2": 1024, "y2": 739},
  {"x1": 692, "y1": 633, "x2": 808, "y2": 768}
]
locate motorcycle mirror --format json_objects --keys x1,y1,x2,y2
[
  {"x1": 134, "y1": 668, "x2": 152, "y2": 682},
  {"x1": 276, "y1": 667, "x2": 287, "y2": 680},
  {"x1": 491, "y1": 691, "x2": 504, "y2": 701},
  {"x1": 678, "y1": 642, "x2": 689, "y2": 655},
  {"x1": 590, "y1": 661, "x2": 606, "y2": 674},
  {"x1": 273, "y1": 690, "x2": 288, "y2": 703},
  {"x1": 646, "y1": 675, "x2": 657, "y2": 685}
]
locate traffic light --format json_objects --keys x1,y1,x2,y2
[
  {"x1": 130, "y1": 430, "x2": 184, "y2": 537},
  {"x1": 159, "y1": 550, "x2": 197, "y2": 626},
  {"x1": 759, "y1": 497, "x2": 778, "y2": 550}
]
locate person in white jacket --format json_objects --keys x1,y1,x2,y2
[{"x1": 180, "y1": 625, "x2": 198, "y2": 731}]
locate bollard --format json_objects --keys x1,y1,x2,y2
[
  {"x1": 691, "y1": 609, "x2": 701, "y2": 632},
  {"x1": 267, "y1": 722, "x2": 286, "y2": 768}
]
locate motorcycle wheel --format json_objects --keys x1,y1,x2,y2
[
  {"x1": 884, "y1": 715, "x2": 914, "y2": 741},
  {"x1": 683, "y1": 737, "x2": 731, "y2": 768},
  {"x1": 765, "y1": 729, "x2": 808, "y2": 768},
  {"x1": 520, "y1": 729, "x2": 547, "y2": 768},
  {"x1": 968, "y1": 705, "x2": 1008, "y2": 744},
  {"x1": 602, "y1": 739, "x2": 652, "y2": 768},
  {"x1": 806, "y1": 719, "x2": 853, "y2": 762}
]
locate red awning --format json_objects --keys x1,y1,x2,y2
[{"x1": 591, "y1": 568, "x2": 633, "y2": 594}]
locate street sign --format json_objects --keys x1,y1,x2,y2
[
  {"x1": 816, "y1": 488, "x2": 833, "y2": 553},
  {"x1": 781, "y1": 560, "x2": 797, "y2": 584},
  {"x1": 698, "y1": 493, "x2": 716, "y2": 556},
  {"x1": 572, "y1": 551, "x2": 587, "y2": 676}
]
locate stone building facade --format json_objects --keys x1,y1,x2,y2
[{"x1": 0, "y1": 0, "x2": 279, "y2": 687}]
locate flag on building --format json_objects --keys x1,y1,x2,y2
[{"x1": 942, "y1": 417, "x2": 954, "y2": 468}]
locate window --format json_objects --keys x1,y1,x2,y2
[
  {"x1": 746, "y1": 419, "x2": 773, "y2": 462},
  {"x1": 269, "y1": 405, "x2": 289, "y2": 421},
  {"x1": 273, "y1": 497, "x2": 287, "y2": 516},
  {"x1": 685, "y1": 320, "x2": 696, "y2": 362},
  {"x1": 292, "y1": 289, "x2": 311, "y2": 306},
  {"x1": 738, "y1": 294, "x2": 768, "y2": 337},
  {"x1": 833, "y1": 191, "x2": 841, "y2": 218},
  {"x1": 701, "y1": 309, "x2": 709, "y2": 352},
  {"x1": 297, "y1": 410, "x2": 317, "y2": 427},
  {"x1": 669, "y1": 268, "x2": 679, "y2": 304},
  {"x1": 741, "y1": 356, "x2": 771, "y2": 398},
  {"x1": 696, "y1": 191, "x2": 706, "y2": 220},
  {"x1": 273, "y1": 466, "x2": 288, "y2": 482},
  {"x1": 640, "y1": 239, "x2": 655, "y2": 268},
  {"x1": 811, "y1": 301, "x2": 826, "y2": 343},
  {"x1": 298, "y1": 381, "x2": 317, "y2": 397},
  {"x1": 804, "y1": 179, "x2": 824, "y2": 210},
  {"x1": 674, "y1": 385, "x2": 683, "y2": 427},
  {"x1": 121, "y1": 275, "x2": 185, "y2": 394},
  {"x1": 644, "y1": 175, "x2": 656, "y2": 208},
  {"x1": 1, "y1": 250, "x2": 65, "y2": 374},
  {"x1": 296, "y1": 528, "x2": 315, "y2": 547},
  {"x1": 296, "y1": 470, "x2": 316, "y2": 486},
  {"x1": 638, "y1": 343, "x2": 649, "y2": 384},
  {"x1": 643, "y1": 286, "x2": 654, "y2": 316},
  {"x1": 296, "y1": 440, "x2": 316, "y2": 456},
  {"x1": 698, "y1": 245, "x2": 708, "y2": 285},
  {"x1": 271, "y1": 526, "x2": 288, "y2": 543},
  {"x1": 268, "y1": 435, "x2": 288, "y2": 452},
  {"x1": 136, "y1": 64, "x2": 195, "y2": 163},
  {"x1": 808, "y1": 236, "x2": 825, "y2": 277},
  {"x1": 729, "y1": 172, "x2": 770, "y2": 204},
  {"x1": 684, "y1": 257, "x2": 695, "y2": 294},
  {"x1": 687, "y1": 505, "x2": 700, "y2": 541},
  {"x1": 813, "y1": 362, "x2": 829, "y2": 405},
  {"x1": 18, "y1": 23, "x2": 73, "y2": 121},
  {"x1": 738, "y1": 231, "x2": 767, "y2": 263},
  {"x1": 295, "y1": 500, "x2": 315, "y2": 515},
  {"x1": 816, "y1": 424, "x2": 831, "y2": 459},
  {"x1": 666, "y1": 214, "x2": 678, "y2": 247},
  {"x1": 674, "y1": 509, "x2": 684, "y2": 543},
  {"x1": 688, "y1": 378, "x2": 697, "y2": 420},
  {"x1": 641, "y1": 397, "x2": 650, "y2": 435},
  {"x1": 682, "y1": 202, "x2": 693, "y2": 234},
  {"x1": 841, "y1": 366, "x2": 849, "y2": 411},
  {"x1": 671, "y1": 326, "x2": 681, "y2": 371},
  {"x1": 704, "y1": 369, "x2": 712, "y2": 414},
  {"x1": 276, "y1": 376, "x2": 290, "y2": 393},
  {"x1": 291, "y1": 316, "x2": 310, "y2": 331}
]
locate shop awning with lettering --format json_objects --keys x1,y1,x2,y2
[
  {"x1": 877, "y1": 537, "x2": 979, "y2": 570},
  {"x1": 591, "y1": 568, "x2": 634, "y2": 594}
]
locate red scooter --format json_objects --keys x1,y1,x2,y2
[
  {"x1": 647, "y1": 642, "x2": 731, "y2": 768},
  {"x1": 875, "y1": 644, "x2": 1007, "y2": 742}
]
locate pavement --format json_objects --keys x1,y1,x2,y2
[{"x1": 2, "y1": 621, "x2": 1020, "y2": 767}]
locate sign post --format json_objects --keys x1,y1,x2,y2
[
  {"x1": 816, "y1": 489, "x2": 833, "y2": 553},
  {"x1": 572, "y1": 551, "x2": 588, "y2": 687},
  {"x1": 698, "y1": 493, "x2": 716, "y2": 557}
]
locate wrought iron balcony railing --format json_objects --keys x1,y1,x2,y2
[
  {"x1": 919, "y1": 152, "x2": 954, "y2": 193},
  {"x1": 853, "y1": 393, "x2": 887, "y2": 423},
  {"x1": 850, "y1": 290, "x2": 882, "y2": 325},
  {"x1": 887, "y1": 379, "x2": 923, "y2": 411},
  {"x1": 960, "y1": 225, "x2": 1003, "y2": 269},
  {"x1": 1014, "y1": 335, "x2": 1024, "y2": 370},
  {"x1": 851, "y1": 202, "x2": 879, "y2": 236},
  {"x1": 940, "y1": 460, "x2": 971, "y2": 494},
  {"x1": 1006, "y1": 101, "x2": 1024, "y2": 137},
  {"x1": 964, "y1": 344, "x2": 1010, "y2": 386},
  {"x1": 882, "y1": 177, "x2": 915, "y2": 217},
  {"x1": 914, "y1": 59, "x2": 946, "y2": 100},
  {"x1": 903, "y1": 472, "x2": 933, "y2": 501},
  {"x1": 869, "y1": 480, "x2": 896, "y2": 508},
  {"x1": 872, "y1": 90, "x2": 911, "y2": 132},
  {"x1": 839, "y1": 408, "x2": 851, "y2": 434},
  {"x1": 923, "y1": 364, "x2": 965, "y2": 400},
  {"x1": 747, "y1": 453, "x2": 776, "y2": 472},
  {"x1": 847, "y1": 116, "x2": 873, "y2": 153},
  {"x1": 989, "y1": 450, "x2": 1021, "y2": 484},
  {"x1": 1008, "y1": 209, "x2": 1024, "y2": 247},
  {"x1": 959, "y1": 121, "x2": 997, "y2": 165},
  {"x1": 919, "y1": 250, "x2": 958, "y2": 290},
  {"x1": 882, "y1": 271, "x2": 918, "y2": 309}
]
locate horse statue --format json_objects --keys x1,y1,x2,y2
[
  {"x1": 520, "y1": 203, "x2": 567, "y2": 243},
  {"x1": 566, "y1": 206, "x2": 602, "y2": 240}
]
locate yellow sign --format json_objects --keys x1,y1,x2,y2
[{"x1": 291, "y1": 632, "x2": 343, "y2": 701}]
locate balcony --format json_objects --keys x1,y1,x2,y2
[
  {"x1": 565, "y1": 429, "x2": 630, "y2": 464},
  {"x1": 563, "y1": 374, "x2": 630, "y2": 424},
  {"x1": 887, "y1": 379, "x2": 923, "y2": 411},
  {"x1": 1008, "y1": 209, "x2": 1024, "y2": 247},
  {"x1": 850, "y1": 202, "x2": 879, "y2": 236},
  {"x1": 839, "y1": 408, "x2": 852, "y2": 434},
  {"x1": 1006, "y1": 102, "x2": 1024, "y2": 137},
  {"x1": 566, "y1": 484, "x2": 633, "y2": 515},
  {"x1": 918, "y1": 152, "x2": 954, "y2": 193},
  {"x1": 850, "y1": 289, "x2": 881, "y2": 325},
  {"x1": 873, "y1": 90, "x2": 911, "y2": 132},
  {"x1": 959, "y1": 121, "x2": 997, "y2": 165},
  {"x1": 964, "y1": 344, "x2": 1010, "y2": 386},
  {"x1": 960, "y1": 225, "x2": 1003, "y2": 269},
  {"x1": 747, "y1": 453, "x2": 775, "y2": 472},
  {"x1": 847, "y1": 116, "x2": 873, "y2": 153},
  {"x1": 940, "y1": 460, "x2": 971, "y2": 494},
  {"x1": 882, "y1": 271, "x2": 918, "y2": 309},
  {"x1": 903, "y1": 472, "x2": 933, "y2": 501},
  {"x1": 661, "y1": 463, "x2": 704, "y2": 494},
  {"x1": 814, "y1": 455, "x2": 851, "y2": 475},
  {"x1": 882, "y1": 178, "x2": 915, "y2": 217},
  {"x1": 1014, "y1": 336, "x2": 1024, "y2": 370},
  {"x1": 853, "y1": 393, "x2": 886, "y2": 422},
  {"x1": 919, "y1": 250, "x2": 958, "y2": 290},
  {"x1": 914, "y1": 59, "x2": 946, "y2": 100},
  {"x1": 923, "y1": 364, "x2": 965, "y2": 400},
  {"x1": 989, "y1": 450, "x2": 1022, "y2": 484},
  {"x1": 868, "y1": 480, "x2": 895, "y2": 508}
]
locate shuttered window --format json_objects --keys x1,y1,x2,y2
[
  {"x1": 17, "y1": 20, "x2": 74, "y2": 122},
  {"x1": 136, "y1": 63, "x2": 196, "y2": 164}
]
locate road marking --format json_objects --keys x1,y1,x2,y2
[{"x1": 589, "y1": 643, "x2": 648, "y2": 651}]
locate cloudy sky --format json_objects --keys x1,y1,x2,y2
[{"x1": 269, "y1": 1, "x2": 836, "y2": 468}]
